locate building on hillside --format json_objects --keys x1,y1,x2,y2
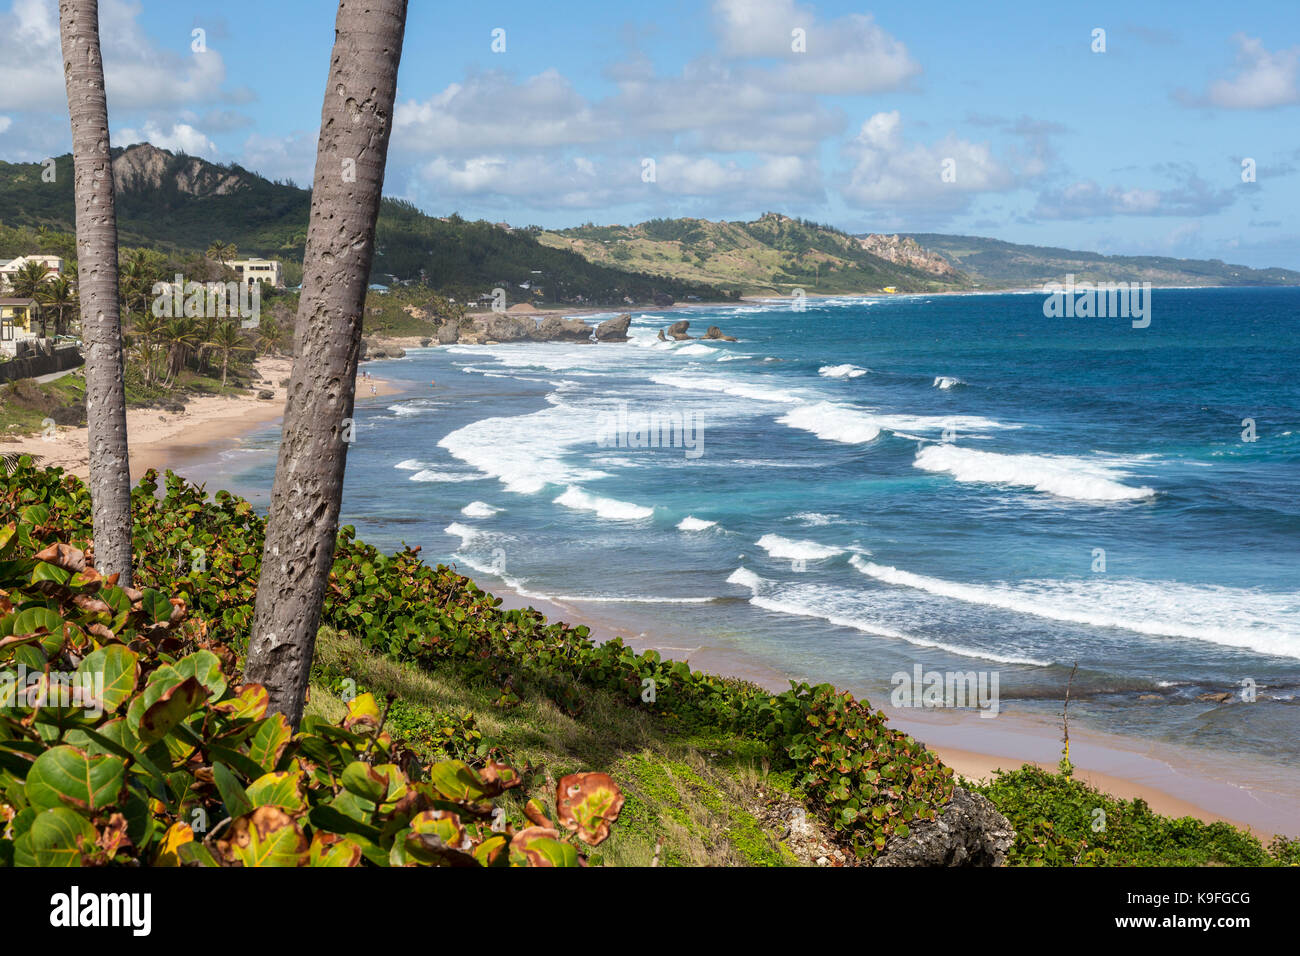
[
  {"x1": 223, "y1": 258, "x2": 284, "y2": 290},
  {"x1": 0, "y1": 298, "x2": 40, "y2": 356},
  {"x1": 0, "y1": 255, "x2": 64, "y2": 292}
]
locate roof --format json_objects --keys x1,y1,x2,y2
[{"x1": 0, "y1": 298, "x2": 39, "y2": 307}]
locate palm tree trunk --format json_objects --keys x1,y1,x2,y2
[
  {"x1": 244, "y1": 0, "x2": 407, "y2": 726},
  {"x1": 59, "y1": 0, "x2": 133, "y2": 586}
]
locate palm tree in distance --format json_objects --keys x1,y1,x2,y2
[
  {"x1": 8, "y1": 261, "x2": 52, "y2": 336},
  {"x1": 39, "y1": 274, "x2": 78, "y2": 337},
  {"x1": 207, "y1": 321, "x2": 252, "y2": 390}
]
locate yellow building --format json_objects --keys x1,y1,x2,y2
[
  {"x1": 0, "y1": 297, "x2": 39, "y2": 355},
  {"x1": 223, "y1": 258, "x2": 284, "y2": 289}
]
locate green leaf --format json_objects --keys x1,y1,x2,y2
[
  {"x1": 26, "y1": 745, "x2": 126, "y2": 813},
  {"x1": 30, "y1": 808, "x2": 95, "y2": 866},
  {"x1": 137, "y1": 676, "x2": 210, "y2": 745},
  {"x1": 173, "y1": 650, "x2": 227, "y2": 699},
  {"x1": 77, "y1": 645, "x2": 138, "y2": 713},
  {"x1": 245, "y1": 771, "x2": 306, "y2": 812},
  {"x1": 213, "y1": 762, "x2": 253, "y2": 818}
]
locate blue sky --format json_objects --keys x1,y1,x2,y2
[{"x1": 1, "y1": 0, "x2": 1298, "y2": 267}]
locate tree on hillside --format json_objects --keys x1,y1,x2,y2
[
  {"x1": 207, "y1": 321, "x2": 252, "y2": 390},
  {"x1": 59, "y1": 0, "x2": 133, "y2": 585},
  {"x1": 244, "y1": 0, "x2": 408, "y2": 726},
  {"x1": 206, "y1": 240, "x2": 237, "y2": 264},
  {"x1": 39, "y1": 273, "x2": 78, "y2": 337}
]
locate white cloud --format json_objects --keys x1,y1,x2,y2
[
  {"x1": 1031, "y1": 172, "x2": 1235, "y2": 220},
  {"x1": 116, "y1": 121, "x2": 217, "y2": 157},
  {"x1": 0, "y1": 0, "x2": 234, "y2": 111},
  {"x1": 841, "y1": 111, "x2": 1015, "y2": 210},
  {"x1": 1207, "y1": 35, "x2": 1299, "y2": 109},
  {"x1": 713, "y1": 0, "x2": 920, "y2": 94},
  {"x1": 0, "y1": 115, "x2": 11, "y2": 135}
]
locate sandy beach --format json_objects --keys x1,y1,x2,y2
[{"x1": 0, "y1": 357, "x2": 402, "y2": 481}]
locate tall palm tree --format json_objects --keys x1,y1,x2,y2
[
  {"x1": 39, "y1": 274, "x2": 78, "y2": 337},
  {"x1": 129, "y1": 311, "x2": 163, "y2": 386},
  {"x1": 118, "y1": 249, "x2": 152, "y2": 320},
  {"x1": 206, "y1": 321, "x2": 252, "y2": 390},
  {"x1": 158, "y1": 317, "x2": 201, "y2": 387},
  {"x1": 254, "y1": 315, "x2": 282, "y2": 356},
  {"x1": 245, "y1": 0, "x2": 408, "y2": 727},
  {"x1": 59, "y1": 0, "x2": 133, "y2": 586},
  {"x1": 8, "y1": 261, "x2": 51, "y2": 336}
]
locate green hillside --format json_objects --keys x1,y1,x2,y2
[
  {"x1": 903, "y1": 233, "x2": 1300, "y2": 288},
  {"x1": 540, "y1": 214, "x2": 965, "y2": 295},
  {"x1": 0, "y1": 146, "x2": 732, "y2": 306}
]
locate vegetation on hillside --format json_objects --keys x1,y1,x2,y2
[
  {"x1": 0, "y1": 152, "x2": 733, "y2": 306},
  {"x1": 1, "y1": 459, "x2": 1294, "y2": 867},
  {"x1": 544, "y1": 213, "x2": 962, "y2": 295},
  {"x1": 905, "y1": 233, "x2": 1300, "y2": 288}
]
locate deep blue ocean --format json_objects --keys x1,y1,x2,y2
[{"x1": 220, "y1": 289, "x2": 1300, "y2": 763}]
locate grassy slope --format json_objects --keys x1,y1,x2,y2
[
  {"x1": 305, "y1": 630, "x2": 1298, "y2": 868},
  {"x1": 307, "y1": 628, "x2": 801, "y2": 866},
  {"x1": 540, "y1": 216, "x2": 962, "y2": 296}
]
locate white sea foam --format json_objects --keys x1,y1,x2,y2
[
  {"x1": 677, "y1": 516, "x2": 717, "y2": 531},
  {"x1": 443, "y1": 522, "x2": 483, "y2": 545},
  {"x1": 651, "y1": 373, "x2": 802, "y2": 404},
  {"x1": 793, "y1": 512, "x2": 836, "y2": 526},
  {"x1": 389, "y1": 404, "x2": 422, "y2": 416},
  {"x1": 727, "y1": 567, "x2": 1050, "y2": 666},
  {"x1": 850, "y1": 557, "x2": 1300, "y2": 659},
  {"x1": 554, "y1": 485, "x2": 655, "y2": 520},
  {"x1": 395, "y1": 458, "x2": 424, "y2": 470},
  {"x1": 933, "y1": 376, "x2": 964, "y2": 389},
  {"x1": 439, "y1": 399, "x2": 611, "y2": 494},
  {"x1": 777, "y1": 403, "x2": 881, "y2": 444},
  {"x1": 913, "y1": 445, "x2": 1155, "y2": 502},
  {"x1": 461, "y1": 501, "x2": 501, "y2": 518},
  {"x1": 755, "y1": 533, "x2": 845, "y2": 561},
  {"x1": 819, "y1": 364, "x2": 868, "y2": 379},
  {"x1": 675, "y1": 343, "x2": 717, "y2": 357},
  {"x1": 410, "y1": 469, "x2": 482, "y2": 483}
]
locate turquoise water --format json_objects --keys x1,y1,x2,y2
[{"x1": 227, "y1": 289, "x2": 1300, "y2": 763}]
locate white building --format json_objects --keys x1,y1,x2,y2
[
  {"x1": 0, "y1": 255, "x2": 64, "y2": 293},
  {"x1": 223, "y1": 258, "x2": 284, "y2": 289}
]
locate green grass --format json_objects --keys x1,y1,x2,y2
[
  {"x1": 307, "y1": 627, "x2": 803, "y2": 867},
  {"x1": 306, "y1": 628, "x2": 1300, "y2": 868}
]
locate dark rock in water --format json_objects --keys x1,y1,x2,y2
[
  {"x1": 666, "y1": 319, "x2": 692, "y2": 341},
  {"x1": 420, "y1": 337, "x2": 432, "y2": 347},
  {"x1": 483, "y1": 314, "x2": 533, "y2": 342},
  {"x1": 872, "y1": 787, "x2": 1014, "y2": 867},
  {"x1": 436, "y1": 321, "x2": 460, "y2": 345},
  {"x1": 1197, "y1": 692, "x2": 1232, "y2": 703},
  {"x1": 595, "y1": 313, "x2": 632, "y2": 342},
  {"x1": 532, "y1": 315, "x2": 594, "y2": 342},
  {"x1": 703, "y1": 325, "x2": 737, "y2": 341},
  {"x1": 368, "y1": 349, "x2": 389, "y2": 360},
  {"x1": 256, "y1": 390, "x2": 275, "y2": 401}
]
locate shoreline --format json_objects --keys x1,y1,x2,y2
[
  {"x1": 0, "y1": 356, "x2": 402, "y2": 481},
  {"x1": 479, "y1": 580, "x2": 1295, "y2": 840},
  {"x1": 65, "y1": 332, "x2": 1295, "y2": 843}
]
